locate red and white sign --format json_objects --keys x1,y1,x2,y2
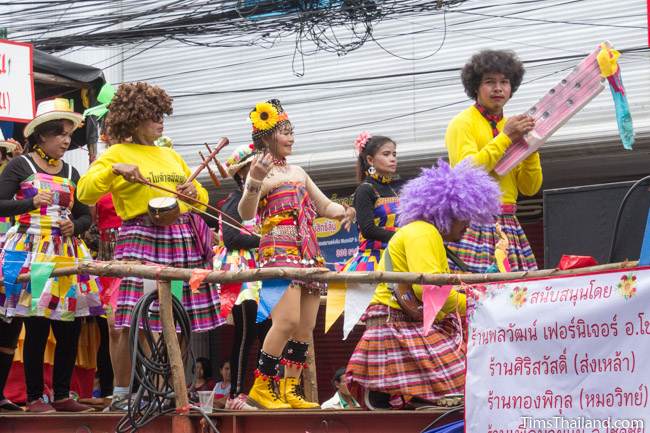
[
  {"x1": 0, "y1": 40, "x2": 35, "y2": 123},
  {"x1": 467, "y1": 267, "x2": 650, "y2": 432}
]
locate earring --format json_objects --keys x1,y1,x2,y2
[{"x1": 367, "y1": 165, "x2": 376, "y2": 175}]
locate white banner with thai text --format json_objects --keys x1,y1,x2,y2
[
  {"x1": 0, "y1": 40, "x2": 35, "y2": 122},
  {"x1": 466, "y1": 267, "x2": 650, "y2": 433}
]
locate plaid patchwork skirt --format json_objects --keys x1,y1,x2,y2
[
  {"x1": 345, "y1": 304, "x2": 465, "y2": 403},
  {"x1": 113, "y1": 213, "x2": 223, "y2": 332},
  {"x1": 0, "y1": 230, "x2": 104, "y2": 320},
  {"x1": 447, "y1": 206, "x2": 538, "y2": 273}
]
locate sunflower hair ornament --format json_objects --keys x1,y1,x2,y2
[{"x1": 250, "y1": 99, "x2": 290, "y2": 140}]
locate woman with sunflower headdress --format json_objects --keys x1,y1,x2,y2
[{"x1": 238, "y1": 99, "x2": 355, "y2": 410}]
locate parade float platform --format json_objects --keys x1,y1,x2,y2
[
  {"x1": 0, "y1": 408, "x2": 463, "y2": 433},
  {"x1": 7, "y1": 260, "x2": 644, "y2": 433}
]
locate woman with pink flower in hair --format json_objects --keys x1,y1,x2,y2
[
  {"x1": 341, "y1": 132, "x2": 400, "y2": 274},
  {"x1": 345, "y1": 159, "x2": 501, "y2": 410}
]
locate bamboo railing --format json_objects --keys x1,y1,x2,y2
[
  {"x1": 16, "y1": 259, "x2": 640, "y2": 285},
  {"x1": 10, "y1": 258, "x2": 641, "y2": 425}
]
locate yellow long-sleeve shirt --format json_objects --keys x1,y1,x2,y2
[
  {"x1": 371, "y1": 220, "x2": 465, "y2": 317},
  {"x1": 77, "y1": 143, "x2": 208, "y2": 221},
  {"x1": 445, "y1": 105, "x2": 543, "y2": 204}
]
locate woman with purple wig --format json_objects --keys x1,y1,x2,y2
[{"x1": 345, "y1": 159, "x2": 501, "y2": 409}]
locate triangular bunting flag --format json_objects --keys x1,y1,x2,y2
[
  {"x1": 98, "y1": 277, "x2": 122, "y2": 313},
  {"x1": 189, "y1": 269, "x2": 211, "y2": 294},
  {"x1": 218, "y1": 283, "x2": 242, "y2": 319},
  {"x1": 325, "y1": 280, "x2": 346, "y2": 333},
  {"x1": 51, "y1": 255, "x2": 76, "y2": 268},
  {"x1": 342, "y1": 282, "x2": 376, "y2": 340},
  {"x1": 171, "y1": 280, "x2": 184, "y2": 301},
  {"x1": 257, "y1": 279, "x2": 290, "y2": 323},
  {"x1": 30, "y1": 262, "x2": 55, "y2": 301},
  {"x1": 2, "y1": 250, "x2": 29, "y2": 297},
  {"x1": 422, "y1": 285, "x2": 453, "y2": 336}
]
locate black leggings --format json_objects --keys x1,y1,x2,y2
[
  {"x1": 229, "y1": 300, "x2": 271, "y2": 398},
  {"x1": 0, "y1": 318, "x2": 24, "y2": 400},
  {"x1": 95, "y1": 317, "x2": 114, "y2": 397},
  {"x1": 23, "y1": 317, "x2": 81, "y2": 402}
]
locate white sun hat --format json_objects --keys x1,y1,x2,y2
[
  {"x1": 0, "y1": 129, "x2": 17, "y2": 152},
  {"x1": 23, "y1": 98, "x2": 83, "y2": 138}
]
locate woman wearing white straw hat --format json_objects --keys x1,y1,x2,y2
[{"x1": 0, "y1": 98, "x2": 103, "y2": 413}]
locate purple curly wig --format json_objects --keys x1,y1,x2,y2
[{"x1": 398, "y1": 159, "x2": 501, "y2": 233}]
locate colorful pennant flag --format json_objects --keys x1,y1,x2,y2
[
  {"x1": 257, "y1": 279, "x2": 290, "y2": 323},
  {"x1": 171, "y1": 280, "x2": 184, "y2": 301},
  {"x1": 342, "y1": 282, "x2": 376, "y2": 339},
  {"x1": 2, "y1": 250, "x2": 28, "y2": 297},
  {"x1": 189, "y1": 269, "x2": 211, "y2": 294},
  {"x1": 325, "y1": 280, "x2": 346, "y2": 333},
  {"x1": 99, "y1": 277, "x2": 122, "y2": 312},
  {"x1": 218, "y1": 283, "x2": 242, "y2": 319},
  {"x1": 422, "y1": 285, "x2": 453, "y2": 336},
  {"x1": 30, "y1": 262, "x2": 55, "y2": 301}
]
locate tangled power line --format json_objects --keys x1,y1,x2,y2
[{"x1": 6, "y1": 0, "x2": 468, "y2": 55}]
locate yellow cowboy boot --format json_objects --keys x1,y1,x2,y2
[
  {"x1": 247, "y1": 374, "x2": 291, "y2": 410},
  {"x1": 281, "y1": 377, "x2": 320, "y2": 409}
]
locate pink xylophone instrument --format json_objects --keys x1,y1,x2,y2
[{"x1": 494, "y1": 44, "x2": 609, "y2": 176}]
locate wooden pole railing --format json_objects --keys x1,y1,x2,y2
[
  {"x1": 11, "y1": 258, "x2": 640, "y2": 419},
  {"x1": 16, "y1": 259, "x2": 640, "y2": 285}
]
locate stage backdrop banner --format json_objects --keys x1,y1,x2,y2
[
  {"x1": 0, "y1": 40, "x2": 35, "y2": 122},
  {"x1": 314, "y1": 216, "x2": 358, "y2": 270},
  {"x1": 466, "y1": 267, "x2": 650, "y2": 432}
]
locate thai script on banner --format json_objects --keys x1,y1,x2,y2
[
  {"x1": 0, "y1": 40, "x2": 35, "y2": 122},
  {"x1": 466, "y1": 267, "x2": 650, "y2": 433},
  {"x1": 314, "y1": 216, "x2": 358, "y2": 268}
]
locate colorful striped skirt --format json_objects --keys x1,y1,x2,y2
[
  {"x1": 341, "y1": 247, "x2": 382, "y2": 272},
  {"x1": 447, "y1": 206, "x2": 538, "y2": 273},
  {"x1": 259, "y1": 216, "x2": 324, "y2": 294},
  {"x1": 113, "y1": 213, "x2": 223, "y2": 332},
  {"x1": 345, "y1": 304, "x2": 465, "y2": 404},
  {"x1": 0, "y1": 229, "x2": 104, "y2": 320},
  {"x1": 213, "y1": 246, "x2": 261, "y2": 320}
]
